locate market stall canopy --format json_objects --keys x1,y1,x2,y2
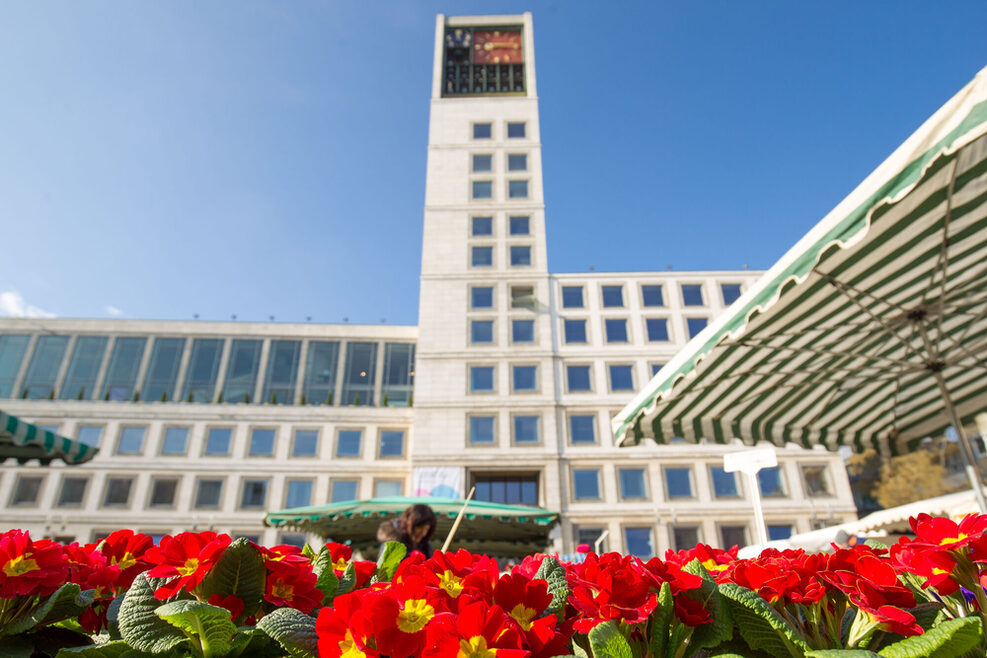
[
  {"x1": 0, "y1": 410, "x2": 99, "y2": 465},
  {"x1": 614, "y1": 65, "x2": 987, "y2": 459},
  {"x1": 264, "y1": 496, "x2": 559, "y2": 559}
]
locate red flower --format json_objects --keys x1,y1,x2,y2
[
  {"x1": 641, "y1": 558, "x2": 704, "y2": 595},
  {"x1": 908, "y1": 513, "x2": 987, "y2": 551},
  {"x1": 145, "y1": 531, "x2": 232, "y2": 599},
  {"x1": 96, "y1": 529, "x2": 153, "y2": 589},
  {"x1": 317, "y1": 590, "x2": 378, "y2": 658},
  {"x1": 424, "y1": 601, "x2": 529, "y2": 658},
  {"x1": 260, "y1": 543, "x2": 311, "y2": 569},
  {"x1": 664, "y1": 543, "x2": 738, "y2": 575},
  {"x1": 364, "y1": 575, "x2": 447, "y2": 657},
  {"x1": 415, "y1": 550, "x2": 500, "y2": 610},
  {"x1": 265, "y1": 561, "x2": 324, "y2": 614},
  {"x1": 494, "y1": 572, "x2": 571, "y2": 658},
  {"x1": 0, "y1": 530, "x2": 68, "y2": 598},
  {"x1": 65, "y1": 542, "x2": 120, "y2": 597},
  {"x1": 208, "y1": 593, "x2": 245, "y2": 620},
  {"x1": 568, "y1": 553, "x2": 657, "y2": 632},
  {"x1": 890, "y1": 538, "x2": 960, "y2": 595},
  {"x1": 326, "y1": 542, "x2": 376, "y2": 589},
  {"x1": 673, "y1": 597, "x2": 711, "y2": 626}
]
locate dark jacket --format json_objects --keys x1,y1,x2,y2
[{"x1": 377, "y1": 518, "x2": 433, "y2": 559}]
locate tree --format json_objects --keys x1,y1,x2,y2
[{"x1": 874, "y1": 450, "x2": 958, "y2": 508}]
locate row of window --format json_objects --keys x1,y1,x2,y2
[
  {"x1": 560, "y1": 282, "x2": 743, "y2": 310},
  {"x1": 0, "y1": 335, "x2": 414, "y2": 405},
  {"x1": 472, "y1": 121, "x2": 526, "y2": 140},
  {"x1": 472, "y1": 153, "x2": 528, "y2": 174},
  {"x1": 469, "y1": 215, "x2": 530, "y2": 237},
  {"x1": 470, "y1": 244, "x2": 533, "y2": 267},
  {"x1": 470, "y1": 179, "x2": 530, "y2": 201},
  {"x1": 466, "y1": 363, "x2": 644, "y2": 395},
  {"x1": 574, "y1": 522, "x2": 795, "y2": 558}
]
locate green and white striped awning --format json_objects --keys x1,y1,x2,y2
[
  {"x1": 614, "y1": 65, "x2": 987, "y2": 457},
  {"x1": 0, "y1": 410, "x2": 99, "y2": 465}
]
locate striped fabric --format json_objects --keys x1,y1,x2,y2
[
  {"x1": 0, "y1": 410, "x2": 99, "y2": 465},
  {"x1": 614, "y1": 66, "x2": 987, "y2": 456}
]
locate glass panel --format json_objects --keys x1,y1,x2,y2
[
  {"x1": 513, "y1": 416, "x2": 538, "y2": 443},
  {"x1": 561, "y1": 286, "x2": 583, "y2": 308},
  {"x1": 59, "y1": 336, "x2": 107, "y2": 400},
  {"x1": 195, "y1": 480, "x2": 223, "y2": 508},
  {"x1": 609, "y1": 365, "x2": 634, "y2": 391},
  {"x1": 471, "y1": 246, "x2": 493, "y2": 266},
  {"x1": 682, "y1": 284, "x2": 705, "y2": 306},
  {"x1": 262, "y1": 340, "x2": 300, "y2": 404},
  {"x1": 470, "y1": 366, "x2": 494, "y2": 392},
  {"x1": 471, "y1": 287, "x2": 493, "y2": 309},
  {"x1": 641, "y1": 285, "x2": 664, "y2": 307},
  {"x1": 249, "y1": 428, "x2": 275, "y2": 456},
  {"x1": 0, "y1": 335, "x2": 30, "y2": 398},
  {"x1": 509, "y1": 216, "x2": 529, "y2": 234},
  {"x1": 473, "y1": 123, "x2": 492, "y2": 139},
  {"x1": 337, "y1": 430, "x2": 362, "y2": 457},
  {"x1": 509, "y1": 245, "x2": 531, "y2": 265},
  {"x1": 720, "y1": 525, "x2": 747, "y2": 548},
  {"x1": 473, "y1": 475, "x2": 537, "y2": 505},
  {"x1": 672, "y1": 526, "x2": 700, "y2": 551},
  {"x1": 768, "y1": 525, "x2": 793, "y2": 541},
  {"x1": 646, "y1": 318, "x2": 669, "y2": 341},
  {"x1": 331, "y1": 480, "x2": 359, "y2": 503},
  {"x1": 511, "y1": 286, "x2": 535, "y2": 309},
  {"x1": 223, "y1": 339, "x2": 261, "y2": 403},
  {"x1": 507, "y1": 122, "x2": 525, "y2": 138},
  {"x1": 758, "y1": 467, "x2": 786, "y2": 497},
  {"x1": 279, "y1": 533, "x2": 306, "y2": 548},
  {"x1": 710, "y1": 467, "x2": 739, "y2": 498},
  {"x1": 605, "y1": 319, "x2": 627, "y2": 342},
  {"x1": 687, "y1": 318, "x2": 708, "y2": 338},
  {"x1": 292, "y1": 429, "x2": 318, "y2": 457},
  {"x1": 240, "y1": 480, "x2": 268, "y2": 508},
  {"x1": 22, "y1": 336, "x2": 69, "y2": 399},
  {"x1": 512, "y1": 365, "x2": 536, "y2": 391},
  {"x1": 76, "y1": 426, "x2": 103, "y2": 448},
  {"x1": 651, "y1": 363, "x2": 664, "y2": 376},
  {"x1": 602, "y1": 285, "x2": 623, "y2": 307},
  {"x1": 117, "y1": 427, "x2": 146, "y2": 455},
  {"x1": 471, "y1": 320, "x2": 493, "y2": 343},
  {"x1": 103, "y1": 478, "x2": 133, "y2": 506},
  {"x1": 665, "y1": 468, "x2": 693, "y2": 498},
  {"x1": 181, "y1": 338, "x2": 222, "y2": 403},
  {"x1": 472, "y1": 181, "x2": 492, "y2": 199},
  {"x1": 619, "y1": 468, "x2": 646, "y2": 499},
  {"x1": 382, "y1": 344, "x2": 414, "y2": 407},
  {"x1": 564, "y1": 319, "x2": 586, "y2": 343},
  {"x1": 572, "y1": 469, "x2": 600, "y2": 499},
  {"x1": 802, "y1": 465, "x2": 831, "y2": 496},
  {"x1": 512, "y1": 320, "x2": 534, "y2": 343},
  {"x1": 285, "y1": 480, "x2": 313, "y2": 508},
  {"x1": 508, "y1": 180, "x2": 528, "y2": 198},
  {"x1": 569, "y1": 415, "x2": 595, "y2": 443},
  {"x1": 12, "y1": 476, "x2": 42, "y2": 505},
  {"x1": 721, "y1": 284, "x2": 742, "y2": 305},
  {"x1": 149, "y1": 479, "x2": 178, "y2": 507},
  {"x1": 469, "y1": 416, "x2": 495, "y2": 444},
  {"x1": 508, "y1": 154, "x2": 527, "y2": 172},
  {"x1": 576, "y1": 527, "x2": 607, "y2": 552},
  {"x1": 101, "y1": 337, "x2": 146, "y2": 401},
  {"x1": 342, "y1": 342, "x2": 377, "y2": 405},
  {"x1": 567, "y1": 365, "x2": 591, "y2": 391},
  {"x1": 142, "y1": 338, "x2": 184, "y2": 402},
  {"x1": 624, "y1": 528, "x2": 654, "y2": 558},
  {"x1": 375, "y1": 480, "x2": 403, "y2": 497},
  {"x1": 472, "y1": 155, "x2": 492, "y2": 172},
  {"x1": 380, "y1": 430, "x2": 404, "y2": 457},
  {"x1": 471, "y1": 216, "x2": 492, "y2": 235},
  {"x1": 303, "y1": 341, "x2": 339, "y2": 405},
  {"x1": 204, "y1": 428, "x2": 233, "y2": 456},
  {"x1": 161, "y1": 427, "x2": 189, "y2": 455},
  {"x1": 58, "y1": 477, "x2": 88, "y2": 506}
]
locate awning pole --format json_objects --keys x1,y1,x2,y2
[
  {"x1": 932, "y1": 370, "x2": 987, "y2": 513},
  {"x1": 441, "y1": 487, "x2": 475, "y2": 553}
]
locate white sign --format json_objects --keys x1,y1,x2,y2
[
  {"x1": 413, "y1": 466, "x2": 462, "y2": 499},
  {"x1": 723, "y1": 447, "x2": 777, "y2": 475}
]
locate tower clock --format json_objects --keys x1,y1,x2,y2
[{"x1": 443, "y1": 26, "x2": 525, "y2": 96}]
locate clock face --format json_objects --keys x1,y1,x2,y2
[{"x1": 473, "y1": 29, "x2": 523, "y2": 64}]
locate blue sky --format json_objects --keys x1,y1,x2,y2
[{"x1": 1, "y1": 2, "x2": 985, "y2": 326}]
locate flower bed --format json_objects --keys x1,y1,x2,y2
[{"x1": 2, "y1": 513, "x2": 987, "y2": 657}]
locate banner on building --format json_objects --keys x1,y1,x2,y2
[{"x1": 413, "y1": 466, "x2": 462, "y2": 498}]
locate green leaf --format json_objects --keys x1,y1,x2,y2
[
  {"x1": 806, "y1": 651, "x2": 881, "y2": 657},
  {"x1": 156, "y1": 600, "x2": 237, "y2": 658},
  {"x1": 227, "y1": 627, "x2": 282, "y2": 657},
  {"x1": 335, "y1": 561, "x2": 358, "y2": 597},
  {"x1": 6, "y1": 583, "x2": 96, "y2": 634},
  {"x1": 255, "y1": 607, "x2": 318, "y2": 658},
  {"x1": 683, "y1": 559, "x2": 733, "y2": 651},
  {"x1": 371, "y1": 541, "x2": 406, "y2": 584},
  {"x1": 588, "y1": 620, "x2": 633, "y2": 658},
  {"x1": 719, "y1": 583, "x2": 807, "y2": 658},
  {"x1": 55, "y1": 641, "x2": 135, "y2": 657},
  {"x1": 106, "y1": 593, "x2": 125, "y2": 640},
  {"x1": 533, "y1": 555, "x2": 571, "y2": 618},
  {"x1": 571, "y1": 636, "x2": 591, "y2": 658},
  {"x1": 301, "y1": 543, "x2": 317, "y2": 561},
  {"x1": 117, "y1": 573, "x2": 190, "y2": 654},
  {"x1": 1, "y1": 635, "x2": 35, "y2": 658},
  {"x1": 649, "y1": 581, "x2": 674, "y2": 658},
  {"x1": 196, "y1": 537, "x2": 266, "y2": 621},
  {"x1": 877, "y1": 617, "x2": 982, "y2": 658},
  {"x1": 311, "y1": 547, "x2": 340, "y2": 606}
]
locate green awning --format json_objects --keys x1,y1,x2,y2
[
  {"x1": 0, "y1": 410, "x2": 99, "y2": 465},
  {"x1": 265, "y1": 496, "x2": 559, "y2": 559},
  {"x1": 614, "y1": 65, "x2": 987, "y2": 457}
]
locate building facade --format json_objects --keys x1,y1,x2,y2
[{"x1": 0, "y1": 13, "x2": 857, "y2": 555}]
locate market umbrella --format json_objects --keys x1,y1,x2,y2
[
  {"x1": 613, "y1": 65, "x2": 987, "y2": 509},
  {"x1": 264, "y1": 496, "x2": 559, "y2": 559},
  {"x1": 0, "y1": 409, "x2": 99, "y2": 465}
]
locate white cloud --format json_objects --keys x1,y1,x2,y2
[
  {"x1": 0, "y1": 290, "x2": 56, "y2": 318},
  {"x1": 104, "y1": 305, "x2": 124, "y2": 317}
]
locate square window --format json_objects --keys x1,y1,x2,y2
[
  {"x1": 375, "y1": 480, "x2": 403, "y2": 498},
  {"x1": 285, "y1": 480, "x2": 313, "y2": 508},
  {"x1": 279, "y1": 533, "x2": 307, "y2": 548},
  {"x1": 160, "y1": 427, "x2": 189, "y2": 455},
  {"x1": 624, "y1": 527, "x2": 654, "y2": 558},
  {"x1": 650, "y1": 363, "x2": 664, "y2": 376},
  {"x1": 204, "y1": 428, "x2": 232, "y2": 456},
  {"x1": 330, "y1": 479, "x2": 358, "y2": 503},
  {"x1": 117, "y1": 427, "x2": 146, "y2": 455},
  {"x1": 619, "y1": 468, "x2": 647, "y2": 499},
  {"x1": 509, "y1": 215, "x2": 529, "y2": 235},
  {"x1": 58, "y1": 477, "x2": 88, "y2": 506},
  {"x1": 469, "y1": 416, "x2": 496, "y2": 445},
  {"x1": 664, "y1": 467, "x2": 693, "y2": 499},
  {"x1": 646, "y1": 318, "x2": 669, "y2": 342},
  {"x1": 758, "y1": 467, "x2": 786, "y2": 497},
  {"x1": 569, "y1": 415, "x2": 596, "y2": 444},
  {"x1": 513, "y1": 415, "x2": 539, "y2": 444},
  {"x1": 249, "y1": 428, "x2": 275, "y2": 456},
  {"x1": 240, "y1": 479, "x2": 268, "y2": 508},
  {"x1": 721, "y1": 283, "x2": 742, "y2": 305},
  {"x1": 682, "y1": 284, "x2": 705, "y2": 306},
  {"x1": 512, "y1": 365, "x2": 537, "y2": 392},
  {"x1": 642, "y1": 285, "x2": 664, "y2": 307},
  {"x1": 768, "y1": 524, "x2": 793, "y2": 541},
  {"x1": 609, "y1": 365, "x2": 634, "y2": 391},
  {"x1": 672, "y1": 525, "x2": 700, "y2": 551},
  {"x1": 509, "y1": 246, "x2": 531, "y2": 266},
  {"x1": 471, "y1": 246, "x2": 493, "y2": 267},
  {"x1": 507, "y1": 122, "x2": 525, "y2": 138},
  {"x1": 572, "y1": 469, "x2": 600, "y2": 500},
  {"x1": 508, "y1": 154, "x2": 527, "y2": 171},
  {"x1": 512, "y1": 320, "x2": 534, "y2": 343},
  {"x1": 12, "y1": 475, "x2": 43, "y2": 505},
  {"x1": 801, "y1": 465, "x2": 831, "y2": 497},
  {"x1": 510, "y1": 286, "x2": 535, "y2": 309},
  {"x1": 195, "y1": 479, "x2": 223, "y2": 508},
  {"x1": 379, "y1": 430, "x2": 405, "y2": 458},
  {"x1": 471, "y1": 320, "x2": 494, "y2": 344},
  {"x1": 562, "y1": 286, "x2": 583, "y2": 308},
  {"x1": 686, "y1": 317, "x2": 708, "y2": 338},
  {"x1": 336, "y1": 430, "x2": 362, "y2": 457},
  {"x1": 103, "y1": 478, "x2": 133, "y2": 507},
  {"x1": 471, "y1": 287, "x2": 493, "y2": 309},
  {"x1": 472, "y1": 181, "x2": 493, "y2": 199},
  {"x1": 470, "y1": 366, "x2": 495, "y2": 392},
  {"x1": 576, "y1": 526, "x2": 608, "y2": 552},
  {"x1": 292, "y1": 429, "x2": 319, "y2": 457},
  {"x1": 602, "y1": 285, "x2": 624, "y2": 307},
  {"x1": 473, "y1": 123, "x2": 492, "y2": 139},
  {"x1": 605, "y1": 319, "x2": 628, "y2": 343},
  {"x1": 720, "y1": 525, "x2": 748, "y2": 548},
  {"x1": 566, "y1": 365, "x2": 592, "y2": 392},
  {"x1": 564, "y1": 319, "x2": 586, "y2": 343},
  {"x1": 149, "y1": 478, "x2": 178, "y2": 508},
  {"x1": 508, "y1": 180, "x2": 528, "y2": 199},
  {"x1": 471, "y1": 216, "x2": 493, "y2": 235},
  {"x1": 76, "y1": 425, "x2": 103, "y2": 447},
  {"x1": 472, "y1": 154, "x2": 492, "y2": 172},
  {"x1": 710, "y1": 467, "x2": 740, "y2": 498}
]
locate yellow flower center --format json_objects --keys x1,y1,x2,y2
[
  {"x1": 333, "y1": 556, "x2": 349, "y2": 572},
  {"x1": 177, "y1": 557, "x2": 199, "y2": 577},
  {"x1": 3, "y1": 555, "x2": 39, "y2": 577},
  {"x1": 272, "y1": 579, "x2": 295, "y2": 601},
  {"x1": 459, "y1": 635, "x2": 497, "y2": 658},
  {"x1": 112, "y1": 552, "x2": 137, "y2": 570},
  {"x1": 509, "y1": 603, "x2": 537, "y2": 631},
  {"x1": 339, "y1": 630, "x2": 367, "y2": 658},
  {"x1": 438, "y1": 570, "x2": 464, "y2": 597},
  {"x1": 397, "y1": 598, "x2": 435, "y2": 633},
  {"x1": 701, "y1": 558, "x2": 727, "y2": 573},
  {"x1": 939, "y1": 533, "x2": 968, "y2": 546}
]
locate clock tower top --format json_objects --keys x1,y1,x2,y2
[{"x1": 432, "y1": 14, "x2": 537, "y2": 99}]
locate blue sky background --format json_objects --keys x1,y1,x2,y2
[{"x1": 1, "y1": 2, "x2": 985, "y2": 325}]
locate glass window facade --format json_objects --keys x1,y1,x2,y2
[
  {"x1": 331, "y1": 479, "x2": 358, "y2": 503},
  {"x1": 512, "y1": 320, "x2": 534, "y2": 343},
  {"x1": 508, "y1": 154, "x2": 527, "y2": 171},
  {"x1": 223, "y1": 339, "x2": 261, "y2": 403},
  {"x1": 720, "y1": 525, "x2": 748, "y2": 548},
  {"x1": 59, "y1": 336, "x2": 107, "y2": 400},
  {"x1": 342, "y1": 342, "x2": 377, "y2": 406},
  {"x1": 76, "y1": 425, "x2": 103, "y2": 447},
  {"x1": 509, "y1": 216, "x2": 529, "y2": 234},
  {"x1": 103, "y1": 478, "x2": 133, "y2": 506},
  {"x1": 624, "y1": 528, "x2": 654, "y2": 558},
  {"x1": 682, "y1": 284, "x2": 705, "y2": 306},
  {"x1": 646, "y1": 318, "x2": 669, "y2": 341},
  {"x1": 195, "y1": 479, "x2": 223, "y2": 508},
  {"x1": 262, "y1": 340, "x2": 300, "y2": 404},
  {"x1": 303, "y1": 341, "x2": 339, "y2": 405},
  {"x1": 602, "y1": 285, "x2": 623, "y2": 307},
  {"x1": 513, "y1": 416, "x2": 538, "y2": 444},
  {"x1": 149, "y1": 479, "x2": 178, "y2": 507},
  {"x1": 472, "y1": 154, "x2": 492, "y2": 172},
  {"x1": 101, "y1": 337, "x2": 146, "y2": 401},
  {"x1": 473, "y1": 123, "x2": 492, "y2": 139},
  {"x1": 470, "y1": 366, "x2": 494, "y2": 392},
  {"x1": 664, "y1": 468, "x2": 693, "y2": 498},
  {"x1": 22, "y1": 336, "x2": 69, "y2": 399},
  {"x1": 721, "y1": 283, "x2": 742, "y2": 305},
  {"x1": 619, "y1": 468, "x2": 647, "y2": 499},
  {"x1": 710, "y1": 467, "x2": 739, "y2": 498},
  {"x1": 382, "y1": 343, "x2": 414, "y2": 406},
  {"x1": 249, "y1": 428, "x2": 276, "y2": 456},
  {"x1": 204, "y1": 428, "x2": 233, "y2": 456},
  {"x1": 561, "y1": 286, "x2": 583, "y2": 308},
  {"x1": 181, "y1": 338, "x2": 223, "y2": 403},
  {"x1": 469, "y1": 416, "x2": 495, "y2": 444},
  {"x1": 507, "y1": 122, "x2": 525, "y2": 138},
  {"x1": 240, "y1": 480, "x2": 268, "y2": 508},
  {"x1": 292, "y1": 429, "x2": 318, "y2": 457},
  {"x1": 0, "y1": 335, "x2": 30, "y2": 398},
  {"x1": 471, "y1": 320, "x2": 493, "y2": 344},
  {"x1": 471, "y1": 246, "x2": 493, "y2": 267},
  {"x1": 563, "y1": 319, "x2": 586, "y2": 343},
  {"x1": 472, "y1": 181, "x2": 493, "y2": 199},
  {"x1": 687, "y1": 317, "x2": 708, "y2": 338},
  {"x1": 569, "y1": 415, "x2": 595, "y2": 443},
  {"x1": 605, "y1": 319, "x2": 628, "y2": 343},
  {"x1": 473, "y1": 474, "x2": 537, "y2": 506},
  {"x1": 471, "y1": 216, "x2": 493, "y2": 235},
  {"x1": 285, "y1": 480, "x2": 313, "y2": 508},
  {"x1": 641, "y1": 285, "x2": 664, "y2": 307},
  {"x1": 510, "y1": 245, "x2": 531, "y2": 266},
  {"x1": 672, "y1": 525, "x2": 700, "y2": 551},
  {"x1": 512, "y1": 365, "x2": 536, "y2": 391},
  {"x1": 336, "y1": 430, "x2": 362, "y2": 457},
  {"x1": 12, "y1": 475, "x2": 43, "y2": 505},
  {"x1": 802, "y1": 465, "x2": 831, "y2": 496},
  {"x1": 58, "y1": 477, "x2": 88, "y2": 507},
  {"x1": 142, "y1": 338, "x2": 184, "y2": 402},
  {"x1": 375, "y1": 480, "x2": 403, "y2": 498},
  {"x1": 379, "y1": 430, "x2": 404, "y2": 457},
  {"x1": 768, "y1": 524, "x2": 793, "y2": 541},
  {"x1": 508, "y1": 180, "x2": 528, "y2": 198},
  {"x1": 758, "y1": 467, "x2": 786, "y2": 497},
  {"x1": 117, "y1": 427, "x2": 146, "y2": 455},
  {"x1": 471, "y1": 287, "x2": 493, "y2": 309},
  {"x1": 161, "y1": 427, "x2": 189, "y2": 455},
  {"x1": 609, "y1": 365, "x2": 634, "y2": 391},
  {"x1": 572, "y1": 469, "x2": 600, "y2": 499},
  {"x1": 566, "y1": 365, "x2": 591, "y2": 392}
]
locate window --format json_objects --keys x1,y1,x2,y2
[
  {"x1": 472, "y1": 154, "x2": 492, "y2": 172},
  {"x1": 330, "y1": 479, "x2": 358, "y2": 503},
  {"x1": 302, "y1": 341, "x2": 339, "y2": 405},
  {"x1": 512, "y1": 319, "x2": 534, "y2": 343},
  {"x1": 336, "y1": 430, "x2": 362, "y2": 457},
  {"x1": 566, "y1": 365, "x2": 592, "y2": 392},
  {"x1": 204, "y1": 428, "x2": 233, "y2": 456},
  {"x1": 508, "y1": 154, "x2": 527, "y2": 171},
  {"x1": 605, "y1": 319, "x2": 628, "y2": 343},
  {"x1": 664, "y1": 467, "x2": 693, "y2": 499},
  {"x1": 641, "y1": 285, "x2": 664, "y2": 307},
  {"x1": 292, "y1": 429, "x2": 319, "y2": 457},
  {"x1": 263, "y1": 340, "x2": 301, "y2": 404},
  {"x1": 650, "y1": 363, "x2": 664, "y2": 376},
  {"x1": 142, "y1": 337, "x2": 184, "y2": 402},
  {"x1": 0, "y1": 334, "x2": 30, "y2": 398},
  {"x1": 240, "y1": 479, "x2": 268, "y2": 508},
  {"x1": 59, "y1": 336, "x2": 107, "y2": 400},
  {"x1": 561, "y1": 286, "x2": 583, "y2": 308},
  {"x1": 103, "y1": 478, "x2": 133, "y2": 506},
  {"x1": 472, "y1": 181, "x2": 493, "y2": 199},
  {"x1": 508, "y1": 180, "x2": 528, "y2": 199},
  {"x1": 473, "y1": 123, "x2": 492, "y2": 139},
  {"x1": 602, "y1": 285, "x2": 624, "y2": 307},
  {"x1": 710, "y1": 467, "x2": 740, "y2": 498},
  {"x1": 609, "y1": 365, "x2": 634, "y2": 391},
  {"x1": 618, "y1": 468, "x2": 647, "y2": 499},
  {"x1": 149, "y1": 478, "x2": 178, "y2": 508},
  {"x1": 473, "y1": 474, "x2": 538, "y2": 506},
  {"x1": 279, "y1": 533, "x2": 307, "y2": 548},
  {"x1": 569, "y1": 415, "x2": 596, "y2": 444},
  {"x1": 624, "y1": 528, "x2": 654, "y2": 558},
  {"x1": 768, "y1": 524, "x2": 793, "y2": 541},
  {"x1": 576, "y1": 526, "x2": 608, "y2": 552},
  {"x1": 510, "y1": 286, "x2": 535, "y2": 309},
  {"x1": 509, "y1": 217, "x2": 529, "y2": 237},
  {"x1": 471, "y1": 216, "x2": 493, "y2": 235},
  {"x1": 223, "y1": 339, "x2": 262, "y2": 403},
  {"x1": 721, "y1": 284, "x2": 742, "y2": 305},
  {"x1": 720, "y1": 525, "x2": 748, "y2": 548},
  {"x1": 758, "y1": 467, "x2": 786, "y2": 497},
  {"x1": 801, "y1": 465, "x2": 831, "y2": 497},
  {"x1": 513, "y1": 415, "x2": 539, "y2": 444},
  {"x1": 181, "y1": 338, "x2": 223, "y2": 403},
  {"x1": 249, "y1": 428, "x2": 276, "y2": 456},
  {"x1": 374, "y1": 480, "x2": 403, "y2": 498},
  {"x1": 471, "y1": 287, "x2": 493, "y2": 309},
  {"x1": 507, "y1": 122, "x2": 525, "y2": 138},
  {"x1": 469, "y1": 416, "x2": 495, "y2": 445},
  {"x1": 101, "y1": 337, "x2": 147, "y2": 401},
  {"x1": 563, "y1": 319, "x2": 587, "y2": 344},
  {"x1": 471, "y1": 320, "x2": 494, "y2": 344},
  {"x1": 160, "y1": 427, "x2": 189, "y2": 455},
  {"x1": 195, "y1": 479, "x2": 224, "y2": 508},
  {"x1": 686, "y1": 318, "x2": 708, "y2": 338},
  {"x1": 512, "y1": 365, "x2": 537, "y2": 392},
  {"x1": 76, "y1": 425, "x2": 103, "y2": 448},
  {"x1": 12, "y1": 475, "x2": 43, "y2": 505},
  {"x1": 572, "y1": 469, "x2": 600, "y2": 500},
  {"x1": 285, "y1": 480, "x2": 313, "y2": 508},
  {"x1": 671, "y1": 525, "x2": 700, "y2": 551},
  {"x1": 341, "y1": 342, "x2": 377, "y2": 406},
  {"x1": 22, "y1": 335, "x2": 69, "y2": 399},
  {"x1": 510, "y1": 245, "x2": 531, "y2": 266},
  {"x1": 682, "y1": 284, "x2": 705, "y2": 306},
  {"x1": 646, "y1": 318, "x2": 669, "y2": 342},
  {"x1": 470, "y1": 366, "x2": 495, "y2": 392},
  {"x1": 379, "y1": 430, "x2": 405, "y2": 457},
  {"x1": 471, "y1": 246, "x2": 493, "y2": 267},
  {"x1": 382, "y1": 343, "x2": 415, "y2": 406},
  {"x1": 58, "y1": 477, "x2": 88, "y2": 507},
  {"x1": 117, "y1": 427, "x2": 146, "y2": 455}
]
